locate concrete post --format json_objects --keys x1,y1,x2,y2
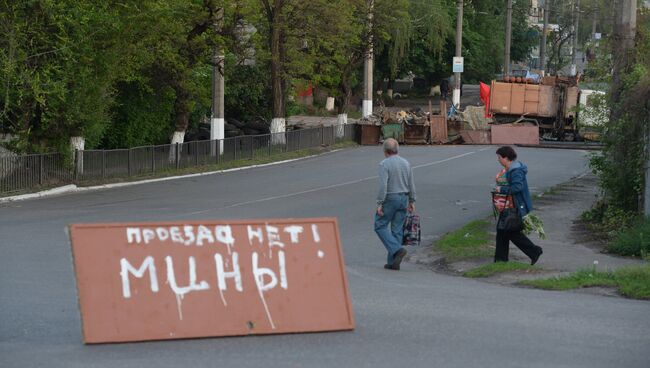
[
  {"x1": 571, "y1": 0, "x2": 581, "y2": 76},
  {"x1": 540, "y1": 0, "x2": 550, "y2": 75},
  {"x1": 362, "y1": 0, "x2": 374, "y2": 117},
  {"x1": 504, "y1": 0, "x2": 513, "y2": 76},
  {"x1": 211, "y1": 8, "x2": 225, "y2": 155},
  {"x1": 453, "y1": 0, "x2": 463, "y2": 108}
]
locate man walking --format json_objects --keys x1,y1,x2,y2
[{"x1": 375, "y1": 138, "x2": 416, "y2": 270}]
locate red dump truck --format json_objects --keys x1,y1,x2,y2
[{"x1": 488, "y1": 75, "x2": 581, "y2": 140}]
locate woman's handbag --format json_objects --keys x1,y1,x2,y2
[{"x1": 497, "y1": 191, "x2": 523, "y2": 232}]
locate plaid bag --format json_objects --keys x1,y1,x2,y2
[{"x1": 402, "y1": 213, "x2": 421, "y2": 246}]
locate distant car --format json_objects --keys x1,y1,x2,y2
[{"x1": 511, "y1": 69, "x2": 528, "y2": 78}]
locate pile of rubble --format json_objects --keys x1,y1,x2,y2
[{"x1": 358, "y1": 107, "x2": 429, "y2": 126}]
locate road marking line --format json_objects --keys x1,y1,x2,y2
[{"x1": 184, "y1": 151, "x2": 477, "y2": 215}]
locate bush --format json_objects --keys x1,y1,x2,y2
[
  {"x1": 581, "y1": 200, "x2": 639, "y2": 237},
  {"x1": 608, "y1": 217, "x2": 650, "y2": 258}
]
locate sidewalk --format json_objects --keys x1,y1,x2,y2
[{"x1": 409, "y1": 174, "x2": 647, "y2": 288}]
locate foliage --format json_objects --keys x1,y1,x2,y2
[
  {"x1": 523, "y1": 213, "x2": 546, "y2": 239},
  {"x1": 581, "y1": 200, "x2": 640, "y2": 237},
  {"x1": 463, "y1": 261, "x2": 537, "y2": 278},
  {"x1": 0, "y1": 1, "x2": 129, "y2": 152},
  {"x1": 608, "y1": 217, "x2": 650, "y2": 259},
  {"x1": 436, "y1": 219, "x2": 493, "y2": 261},
  {"x1": 587, "y1": 9, "x2": 650, "y2": 225},
  {"x1": 521, "y1": 265, "x2": 650, "y2": 300},
  {"x1": 102, "y1": 82, "x2": 176, "y2": 149},
  {"x1": 375, "y1": 0, "x2": 453, "y2": 84},
  {"x1": 0, "y1": 0, "x2": 566, "y2": 153}
]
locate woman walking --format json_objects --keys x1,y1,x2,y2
[{"x1": 493, "y1": 146, "x2": 543, "y2": 264}]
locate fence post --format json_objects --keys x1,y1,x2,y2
[
  {"x1": 128, "y1": 148, "x2": 132, "y2": 177},
  {"x1": 216, "y1": 140, "x2": 220, "y2": 165},
  {"x1": 74, "y1": 149, "x2": 79, "y2": 181},
  {"x1": 102, "y1": 150, "x2": 106, "y2": 179},
  {"x1": 175, "y1": 143, "x2": 180, "y2": 170},
  {"x1": 194, "y1": 141, "x2": 199, "y2": 166},
  {"x1": 268, "y1": 135, "x2": 271, "y2": 157},
  {"x1": 39, "y1": 155, "x2": 44, "y2": 186},
  {"x1": 151, "y1": 146, "x2": 155, "y2": 173},
  {"x1": 250, "y1": 136, "x2": 254, "y2": 159}
]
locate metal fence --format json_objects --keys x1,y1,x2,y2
[{"x1": 0, "y1": 123, "x2": 358, "y2": 196}]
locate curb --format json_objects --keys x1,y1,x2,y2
[{"x1": 0, "y1": 149, "x2": 345, "y2": 203}]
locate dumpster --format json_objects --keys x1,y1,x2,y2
[
  {"x1": 404, "y1": 124, "x2": 429, "y2": 144},
  {"x1": 358, "y1": 124, "x2": 381, "y2": 145},
  {"x1": 381, "y1": 123, "x2": 404, "y2": 143}
]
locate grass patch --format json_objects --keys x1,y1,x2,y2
[
  {"x1": 436, "y1": 219, "x2": 493, "y2": 261},
  {"x1": 463, "y1": 261, "x2": 538, "y2": 278},
  {"x1": 82, "y1": 141, "x2": 359, "y2": 186},
  {"x1": 520, "y1": 265, "x2": 650, "y2": 300},
  {"x1": 1, "y1": 141, "x2": 358, "y2": 196},
  {"x1": 607, "y1": 217, "x2": 650, "y2": 259}
]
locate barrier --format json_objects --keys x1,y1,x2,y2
[{"x1": 69, "y1": 218, "x2": 355, "y2": 343}]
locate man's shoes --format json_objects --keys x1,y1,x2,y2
[
  {"x1": 391, "y1": 248, "x2": 407, "y2": 270},
  {"x1": 531, "y1": 249, "x2": 543, "y2": 265},
  {"x1": 384, "y1": 264, "x2": 398, "y2": 270}
]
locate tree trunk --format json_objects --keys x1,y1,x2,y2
[
  {"x1": 270, "y1": 14, "x2": 286, "y2": 125},
  {"x1": 172, "y1": 87, "x2": 190, "y2": 144},
  {"x1": 386, "y1": 79, "x2": 394, "y2": 98},
  {"x1": 70, "y1": 136, "x2": 85, "y2": 176}
]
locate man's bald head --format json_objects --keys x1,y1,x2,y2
[{"x1": 383, "y1": 138, "x2": 399, "y2": 155}]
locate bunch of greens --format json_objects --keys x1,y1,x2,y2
[{"x1": 523, "y1": 214, "x2": 546, "y2": 239}]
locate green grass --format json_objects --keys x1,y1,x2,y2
[
  {"x1": 607, "y1": 217, "x2": 650, "y2": 259},
  {"x1": 70, "y1": 141, "x2": 359, "y2": 189},
  {"x1": 463, "y1": 261, "x2": 538, "y2": 278},
  {"x1": 436, "y1": 219, "x2": 493, "y2": 261},
  {"x1": 520, "y1": 265, "x2": 650, "y2": 300},
  {"x1": 3, "y1": 142, "x2": 361, "y2": 198}
]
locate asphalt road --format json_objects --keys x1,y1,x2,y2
[{"x1": 1, "y1": 145, "x2": 648, "y2": 368}]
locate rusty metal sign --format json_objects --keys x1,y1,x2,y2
[{"x1": 69, "y1": 218, "x2": 355, "y2": 344}]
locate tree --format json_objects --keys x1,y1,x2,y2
[
  {"x1": 0, "y1": 0, "x2": 131, "y2": 152},
  {"x1": 375, "y1": 0, "x2": 453, "y2": 94}
]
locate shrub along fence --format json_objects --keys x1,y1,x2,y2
[{"x1": 1, "y1": 124, "x2": 358, "y2": 197}]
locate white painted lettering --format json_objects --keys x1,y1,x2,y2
[
  {"x1": 165, "y1": 256, "x2": 210, "y2": 297},
  {"x1": 266, "y1": 225, "x2": 284, "y2": 248},
  {"x1": 311, "y1": 224, "x2": 321, "y2": 243},
  {"x1": 283, "y1": 225, "x2": 303, "y2": 243},
  {"x1": 170, "y1": 226, "x2": 184, "y2": 243},
  {"x1": 156, "y1": 227, "x2": 170, "y2": 241},
  {"x1": 183, "y1": 225, "x2": 195, "y2": 246},
  {"x1": 278, "y1": 250, "x2": 288, "y2": 290},
  {"x1": 126, "y1": 228, "x2": 141, "y2": 244},
  {"x1": 215, "y1": 253, "x2": 243, "y2": 292},
  {"x1": 196, "y1": 225, "x2": 214, "y2": 246},
  {"x1": 215, "y1": 225, "x2": 235, "y2": 254},
  {"x1": 143, "y1": 229, "x2": 155, "y2": 244},
  {"x1": 252, "y1": 252, "x2": 278, "y2": 292},
  {"x1": 247, "y1": 225, "x2": 264, "y2": 245},
  {"x1": 120, "y1": 256, "x2": 159, "y2": 298}
]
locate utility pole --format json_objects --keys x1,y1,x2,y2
[
  {"x1": 452, "y1": 0, "x2": 463, "y2": 108},
  {"x1": 611, "y1": 0, "x2": 637, "y2": 121},
  {"x1": 591, "y1": 7, "x2": 598, "y2": 40},
  {"x1": 504, "y1": 0, "x2": 513, "y2": 76},
  {"x1": 570, "y1": 0, "x2": 581, "y2": 76},
  {"x1": 539, "y1": 0, "x2": 550, "y2": 75},
  {"x1": 646, "y1": 129, "x2": 650, "y2": 217},
  {"x1": 211, "y1": 8, "x2": 224, "y2": 155},
  {"x1": 362, "y1": 0, "x2": 374, "y2": 117}
]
